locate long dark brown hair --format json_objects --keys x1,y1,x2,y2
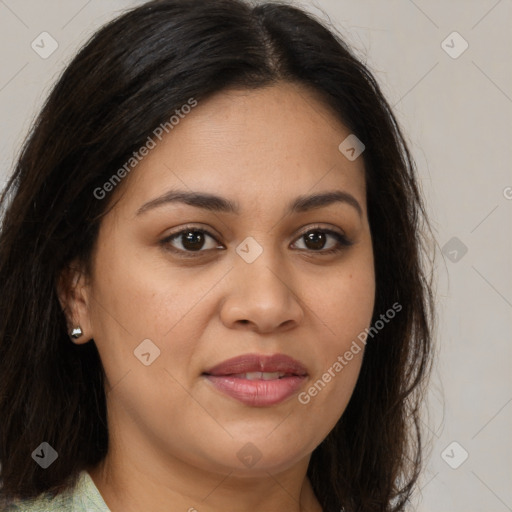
[{"x1": 0, "y1": 1, "x2": 436, "y2": 510}]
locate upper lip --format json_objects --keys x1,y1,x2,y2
[{"x1": 203, "y1": 353, "x2": 308, "y2": 376}]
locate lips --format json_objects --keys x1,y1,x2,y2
[
  {"x1": 203, "y1": 353, "x2": 308, "y2": 377},
  {"x1": 202, "y1": 353, "x2": 308, "y2": 407}
]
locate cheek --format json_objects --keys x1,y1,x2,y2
[
  {"x1": 310, "y1": 247, "x2": 376, "y2": 343},
  {"x1": 298, "y1": 252, "x2": 375, "y2": 413},
  {"x1": 88, "y1": 241, "x2": 193, "y2": 337},
  {"x1": 87, "y1": 243, "x2": 227, "y2": 385}
]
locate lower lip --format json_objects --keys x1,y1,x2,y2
[{"x1": 204, "y1": 375, "x2": 307, "y2": 407}]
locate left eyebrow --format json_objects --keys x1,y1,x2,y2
[
  {"x1": 135, "y1": 189, "x2": 363, "y2": 219},
  {"x1": 291, "y1": 190, "x2": 363, "y2": 218}
]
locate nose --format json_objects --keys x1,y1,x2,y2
[{"x1": 219, "y1": 245, "x2": 304, "y2": 334}]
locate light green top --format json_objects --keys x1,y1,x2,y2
[{"x1": 3, "y1": 470, "x2": 110, "y2": 511}]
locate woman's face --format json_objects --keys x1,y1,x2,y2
[{"x1": 71, "y1": 82, "x2": 375, "y2": 477}]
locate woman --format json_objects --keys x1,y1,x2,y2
[{"x1": 0, "y1": 0, "x2": 436, "y2": 510}]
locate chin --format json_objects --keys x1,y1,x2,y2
[{"x1": 200, "y1": 434, "x2": 317, "y2": 476}]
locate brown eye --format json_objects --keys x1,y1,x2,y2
[
  {"x1": 303, "y1": 231, "x2": 327, "y2": 251},
  {"x1": 161, "y1": 227, "x2": 221, "y2": 256},
  {"x1": 292, "y1": 228, "x2": 353, "y2": 254},
  {"x1": 180, "y1": 230, "x2": 207, "y2": 251}
]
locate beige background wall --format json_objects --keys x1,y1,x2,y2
[{"x1": 1, "y1": 1, "x2": 511, "y2": 510}]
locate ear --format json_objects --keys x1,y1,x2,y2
[{"x1": 57, "y1": 259, "x2": 93, "y2": 344}]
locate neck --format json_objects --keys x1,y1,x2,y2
[{"x1": 88, "y1": 452, "x2": 322, "y2": 512}]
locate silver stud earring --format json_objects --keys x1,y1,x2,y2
[{"x1": 70, "y1": 326, "x2": 83, "y2": 339}]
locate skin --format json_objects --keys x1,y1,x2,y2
[{"x1": 59, "y1": 82, "x2": 375, "y2": 512}]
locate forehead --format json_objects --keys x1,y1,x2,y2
[{"x1": 113, "y1": 82, "x2": 366, "y2": 215}]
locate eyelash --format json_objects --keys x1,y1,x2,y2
[{"x1": 159, "y1": 224, "x2": 354, "y2": 258}]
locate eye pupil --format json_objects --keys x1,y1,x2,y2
[
  {"x1": 183, "y1": 230, "x2": 205, "y2": 251},
  {"x1": 304, "y1": 231, "x2": 326, "y2": 250}
]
